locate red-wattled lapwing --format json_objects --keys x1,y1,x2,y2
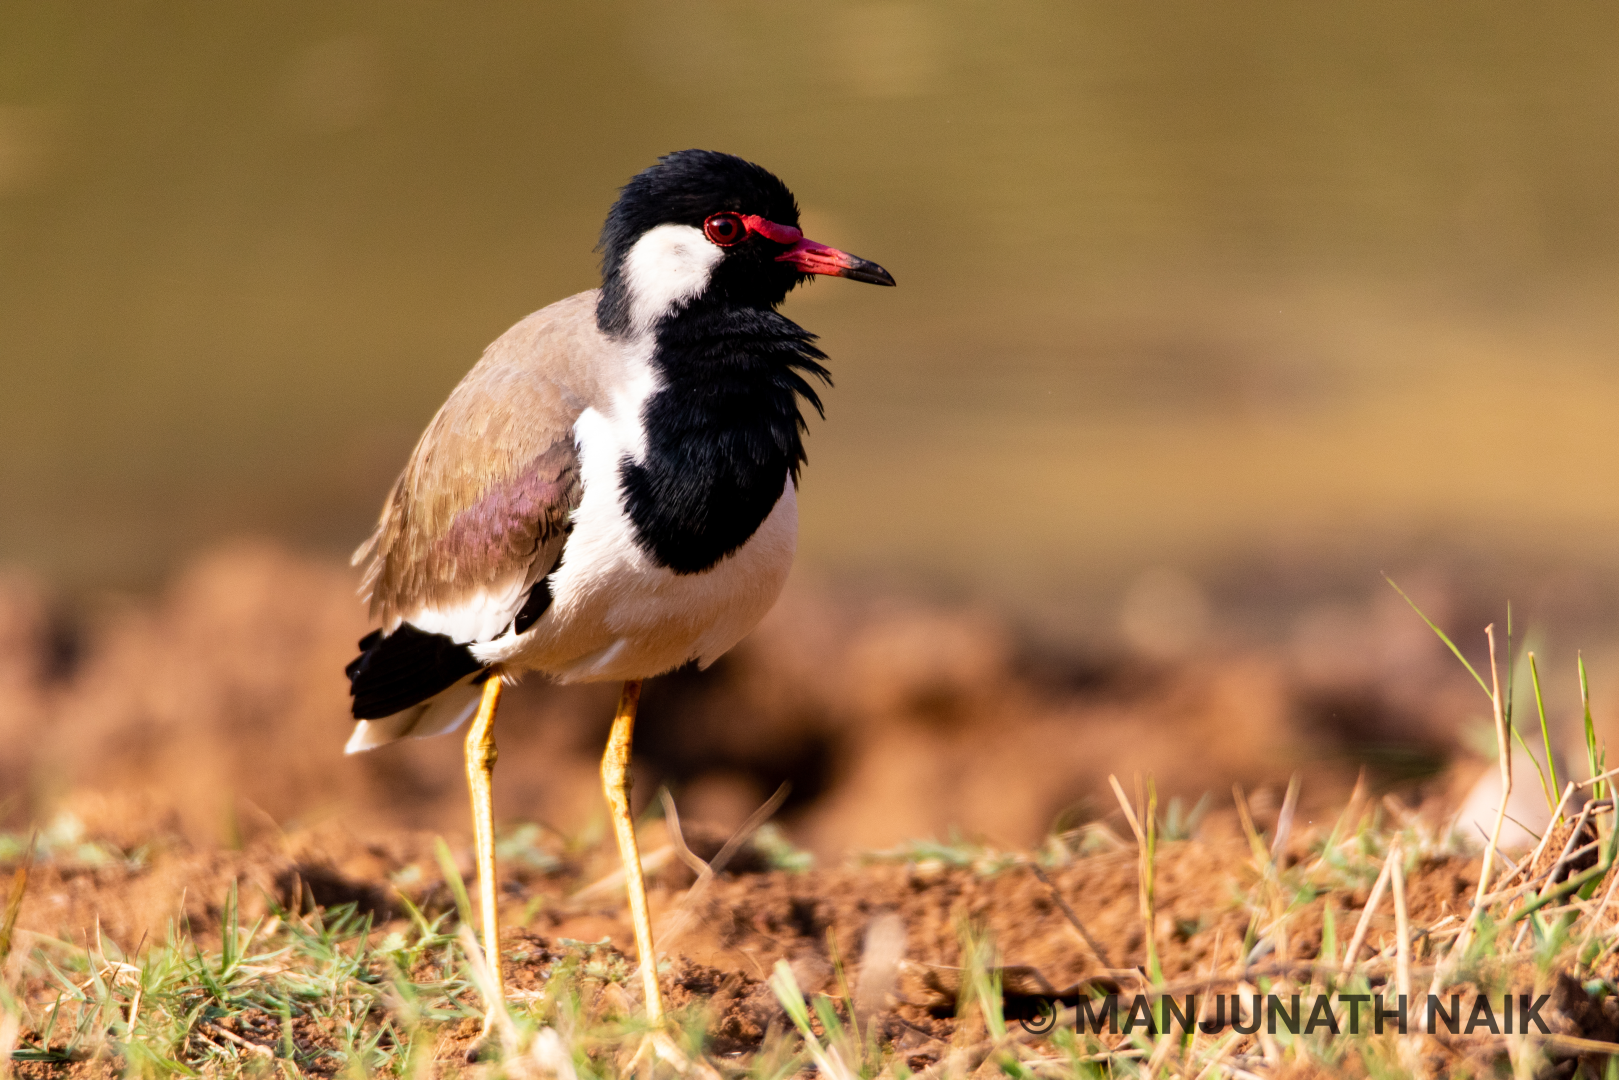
[{"x1": 342, "y1": 150, "x2": 894, "y2": 1034}]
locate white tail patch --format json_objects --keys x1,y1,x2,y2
[{"x1": 344, "y1": 674, "x2": 482, "y2": 753}]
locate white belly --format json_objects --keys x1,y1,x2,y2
[{"x1": 471, "y1": 405, "x2": 799, "y2": 683}]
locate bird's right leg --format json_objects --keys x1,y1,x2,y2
[
  {"x1": 603, "y1": 680, "x2": 701, "y2": 1072},
  {"x1": 464, "y1": 670, "x2": 506, "y2": 1039},
  {"x1": 600, "y1": 678, "x2": 667, "y2": 1021}
]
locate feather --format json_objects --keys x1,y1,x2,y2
[
  {"x1": 344, "y1": 674, "x2": 483, "y2": 753},
  {"x1": 354, "y1": 292, "x2": 598, "y2": 630}
]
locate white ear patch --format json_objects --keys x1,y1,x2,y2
[{"x1": 622, "y1": 223, "x2": 724, "y2": 335}]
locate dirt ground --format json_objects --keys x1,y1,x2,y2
[
  {"x1": 0, "y1": 541, "x2": 1514, "y2": 853},
  {"x1": 10, "y1": 803, "x2": 1619, "y2": 1077},
  {"x1": 5, "y1": 542, "x2": 1618, "y2": 1074}
]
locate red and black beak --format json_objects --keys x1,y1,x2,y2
[
  {"x1": 734, "y1": 214, "x2": 896, "y2": 286},
  {"x1": 775, "y1": 237, "x2": 896, "y2": 286}
]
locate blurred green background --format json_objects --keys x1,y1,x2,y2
[{"x1": 5, "y1": 2, "x2": 1619, "y2": 636}]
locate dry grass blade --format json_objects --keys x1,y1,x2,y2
[
  {"x1": 1531, "y1": 1032, "x2": 1619, "y2": 1056},
  {"x1": 1341, "y1": 846, "x2": 1394, "y2": 976},
  {"x1": 1494, "y1": 781, "x2": 1577, "y2": 893},
  {"x1": 1578, "y1": 763, "x2": 1619, "y2": 791},
  {"x1": 1027, "y1": 863, "x2": 1113, "y2": 970},
  {"x1": 1390, "y1": 840, "x2": 1411, "y2": 1002},
  {"x1": 1308, "y1": 769, "x2": 1368, "y2": 874},
  {"x1": 1577, "y1": 856, "x2": 1619, "y2": 955},
  {"x1": 1145, "y1": 1022, "x2": 1177, "y2": 1075},
  {"x1": 659, "y1": 788, "x2": 714, "y2": 878},
  {"x1": 1440, "y1": 623, "x2": 1512, "y2": 986},
  {"x1": 1108, "y1": 774, "x2": 1144, "y2": 844},
  {"x1": 1549, "y1": 802, "x2": 1597, "y2": 884},
  {"x1": 204, "y1": 1020, "x2": 273, "y2": 1059},
  {"x1": 1479, "y1": 623, "x2": 1512, "y2": 900},
  {"x1": 1269, "y1": 774, "x2": 1302, "y2": 862},
  {"x1": 1512, "y1": 778, "x2": 1597, "y2": 952},
  {"x1": 1231, "y1": 785, "x2": 1273, "y2": 874},
  {"x1": 659, "y1": 782, "x2": 792, "y2": 950},
  {"x1": 1476, "y1": 845, "x2": 1526, "y2": 898},
  {"x1": 1183, "y1": 925, "x2": 1226, "y2": 1076},
  {"x1": 1109, "y1": 772, "x2": 1162, "y2": 979},
  {"x1": 0, "y1": 833, "x2": 35, "y2": 965},
  {"x1": 1118, "y1": 775, "x2": 1162, "y2": 982},
  {"x1": 568, "y1": 845, "x2": 676, "y2": 905},
  {"x1": 1190, "y1": 1030, "x2": 1242, "y2": 1080},
  {"x1": 705, "y1": 781, "x2": 791, "y2": 877}
]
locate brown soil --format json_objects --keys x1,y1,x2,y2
[
  {"x1": 0, "y1": 542, "x2": 1497, "y2": 855},
  {"x1": 2, "y1": 542, "x2": 1611, "y2": 1074},
  {"x1": 8, "y1": 808, "x2": 1619, "y2": 1077}
]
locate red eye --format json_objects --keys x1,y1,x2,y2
[{"x1": 703, "y1": 212, "x2": 747, "y2": 246}]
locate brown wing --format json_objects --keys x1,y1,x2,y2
[{"x1": 354, "y1": 290, "x2": 608, "y2": 638}]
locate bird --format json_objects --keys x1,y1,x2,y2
[{"x1": 341, "y1": 149, "x2": 894, "y2": 1035}]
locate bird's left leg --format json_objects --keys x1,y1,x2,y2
[{"x1": 464, "y1": 670, "x2": 506, "y2": 1039}]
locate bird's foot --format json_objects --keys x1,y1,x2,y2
[
  {"x1": 463, "y1": 1008, "x2": 514, "y2": 1063},
  {"x1": 463, "y1": 1021, "x2": 501, "y2": 1064},
  {"x1": 623, "y1": 1030, "x2": 718, "y2": 1079}
]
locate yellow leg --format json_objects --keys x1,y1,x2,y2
[
  {"x1": 464, "y1": 671, "x2": 506, "y2": 1035},
  {"x1": 602, "y1": 679, "x2": 665, "y2": 1022}
]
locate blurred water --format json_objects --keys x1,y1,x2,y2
[{"x1": 5, "y1": 2, "x2": 1619, "y2": 632}]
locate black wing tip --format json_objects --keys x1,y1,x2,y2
[
  {"x1": 347, "y1": 623, "x2": 483, "y2": 721},
  {"x1": 512, "y1": 577, "x2": 554, "y2": 635}
]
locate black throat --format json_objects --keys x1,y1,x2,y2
[{"x1": 618, "y1": 300, "x2": 829, "y2": 575}]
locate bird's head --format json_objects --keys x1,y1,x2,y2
[{"x1": 596, "y1": 149, "x2": 895, "y2": 338}]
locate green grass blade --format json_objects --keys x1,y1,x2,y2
[
  {"x1": 1581, "y1": 654, "x2": 1604, "y2": 801},
  {"x1": 433, "y1": 837, "x2": 474, "y2": 929},
  {"x1": 1529, "y1": 653, "x2": 1560, "y2": 819},
  {"x1": 1385, "y1": 576, "x2": 1490, "y2": 698}
]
